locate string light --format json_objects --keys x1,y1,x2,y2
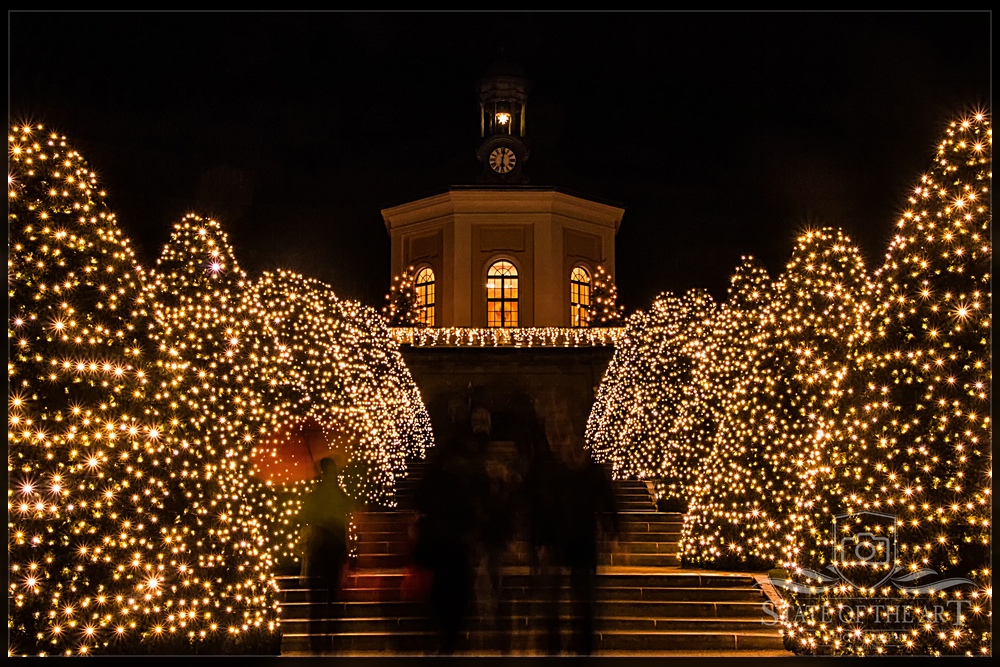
[{"x1": 382, "y1": 265, "x2": 423, "y2": 327}]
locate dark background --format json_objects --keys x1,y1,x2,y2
[{"x1": 9, "y1": 11, "x2": 992, "y2": 311}]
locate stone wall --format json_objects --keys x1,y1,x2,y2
[{"x1": 400, "y1": 346, "x2": 614, "y2": 462}]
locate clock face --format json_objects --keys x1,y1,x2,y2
[{"x1": 489, "y1": 146, "x2": 516, "y2": 173}]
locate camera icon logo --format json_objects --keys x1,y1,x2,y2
[
  {"x1": 832, "y1": 511, "x2": 898, "y2": 588},
  {"x1": 848, "y1": 532, "x2": 891, "y2": 564}
]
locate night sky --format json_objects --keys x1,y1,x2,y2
[{"x1": 9, "y1": 11, "x2": 992, "y2": 312}]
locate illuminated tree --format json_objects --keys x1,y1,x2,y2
[
  {"x1": 145, "y1": 215, "x2": 295, "y2": 571},
  {"x1": 8, "y1": 125, "x2": 280, "y2": 656},
  {"x1": 382, "y1": 265, "x2": 422, "y2": 327},
  {"x1": 586, "y1": 288, "x2": 717, "y2": 510},
  {"x1": 782, "y1": 112, "x2": 992, "y2": 657},
  {"x1": 245, "y1": 270, "x2": 433, "y2": 510},
  {"x1": 587, "y1": 308, "x2": 652, "y2": 476},
  {"x1": 589, "y1": 264, "x2": 625, "y2": 326},
  {"x1": 148, "y1": 221, "x2": 435, "y2": 572},
  {"x1": 683, "y1": 229, "x2": 874, "y2": 570}
]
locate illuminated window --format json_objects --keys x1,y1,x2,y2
[
  {"x1": 415, "y1": 267, "x2": 435, "y2": 326},
  {"x1": 570, "y1": 266, "x2": 591, "y2": 327},
  {"x1": 486, "y1": 260, "x2": 518, "y2": 328}
]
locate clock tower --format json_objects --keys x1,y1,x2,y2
[
  {"x1": 475, "y1": 65, "x2": 529, "y2": 184},
  {"x1": 381, "y1": 64, "x2": 624, "y2": 453}
]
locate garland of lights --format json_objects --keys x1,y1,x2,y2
[{"x1": 392, "y1": 326, "x2": 623, "y2": 347}]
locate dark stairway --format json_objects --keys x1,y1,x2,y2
[{"x1": 275, "y1": 456, "x2": 791, "y2": 656}]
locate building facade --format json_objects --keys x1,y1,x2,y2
[
  {"x1": 381, "y1": 187, "x2": 623, "y2": 328},
  {"x1": 381, "y1": 63, "x2": 624, "y2": 456}
]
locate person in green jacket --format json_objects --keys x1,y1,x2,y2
[{"x1": 300, "y1": 457, "x2": 353, "y2": 652}]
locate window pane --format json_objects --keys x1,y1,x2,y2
[
  {"x1": 487, "y1": 261, "x2": 519, "y2": 328},
  {"x1": 506, "y1": 303, "x2": 518, "y2": 327},
  {"x1": 415, "y1": 266, "x2": 436, "y2": 327},
  {"x1": 570, "y1": 266, "x2": 592, "y2": 328}
]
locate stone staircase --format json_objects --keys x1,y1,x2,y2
[
  {"x1": 276, "y1": 568, "x2": 786, "y2": 655},
  {"x1": 275, "y1": 456, "x2": 790, "y2": 656}
]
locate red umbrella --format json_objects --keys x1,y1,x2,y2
[{"x1": 251, "y1": 416, "x2": 352, "y2": 485}]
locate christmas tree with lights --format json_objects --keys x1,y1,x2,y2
[
  {"x1": 781, "y1": 112, "x2": 992, "y2": 657},
  {"x1": 8, "y1": 125, "x2": 280, "y2": 656},
  {"x1": 381, "y1": 265, "x2": 423, "y2": 327},
  {"x1": 682, "y1": 229, "x2": 873, "y2": 569},
  {"x1": 586, "y1": 309, "x2": 649, "y2": 475},
  {"x1": 589, "y1": 264, "x2": 626, "y2": 326},
  {"x1": 146, "y1": 217, "x2": 434, "y2": 572},
  {"x1": 587, "y1": 289, "x2": 716, "y2": 504},
  {"x1": 245, "y1": 270, "x2": 433, "y2": 512},
  {"x1": 146, "y1": 215, "x2": 298, "y2": 572}
]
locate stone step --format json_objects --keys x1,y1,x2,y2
[
  {"x1": 278, "y1": 597, "x2": 770, "y2": 621},
  {"x1": 354, "y1": 554, "x2": 412, "y2": 569},
  {"x1": 619, "y1": 517, "x2": 683, "y2": 530},
  {"x1": 355, "y1": 540, "x2": 413, "y2": 555},
  {"x1": 352, "y1": 514, "x2": 682, "y2": 533},
  {"x1": 281, "y1": 584, "x2": 762, "y2": 606},
  {"x1": 620, "y1": 531, "x2": 680, "y2": 542},
  {"x1": 280, "y1": 627, "x2": 785, "y2": 654},
  {"x1": 281, "y1": 612, "x2": 774, "y2": 635},
  {"x1": 618, "y1": 502, "x2": 657, "y2": 510},
  {"x1": 278, "y1": 571, "x2": 761, "y2": 591},
  {"x1": 350, "y1": 550, "x2": 684, "y2": 568},
  {"x1": 608, "y1": 541, "x2": 679, "y2": 555},
  {"x1": 599, "y1": 553, "x2": 680, "y2": 567}
]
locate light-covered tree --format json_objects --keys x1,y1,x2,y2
[
  {"x1": 145, "y1": 214, "x2": 297, "y2": 570},
  {"x1": 782, "y1": 112, "x2": 992, "y2": 657},
  {"x1": 8, "y1": 124, "x2": 280, "y2": 656},
  {"x1": 245, "y1": 270, "x2": 433, "y2": 510},
  {"x1": 586, "y1": 289, "x2": 717, "y2": 508},
  {"x1": 382, "y1": 265, "x2": 423, "y2": 327},
  {"x1": 683, "y1": 231, "x2": 873, "y2": 569},
  {"x1": 589, "y1": 264, "x2": 626, "y2": 326}
]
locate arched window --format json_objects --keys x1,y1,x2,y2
[
  {"x1": 414, "y1": 266, "x2": 435, "y2": 326},
  {"x1": 486, "y1": 260, "x2": 518, "y2": 328},
  {"x1": 570, "y1": 266, "x2": 591, "y2": 327}
]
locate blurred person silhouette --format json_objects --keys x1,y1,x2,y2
[
  {"x1": 532, "y1": 403, "x2": 619, "y2": 655},
  {"x1": 413, "y1": 392, "x2": 483, "y2": 654},
  {"x1": 299, "y1": 456, "x2": 354, "y2": 653},
  {"x1": 468, "y1": 401, "x2": 520, "y2": 653}
]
